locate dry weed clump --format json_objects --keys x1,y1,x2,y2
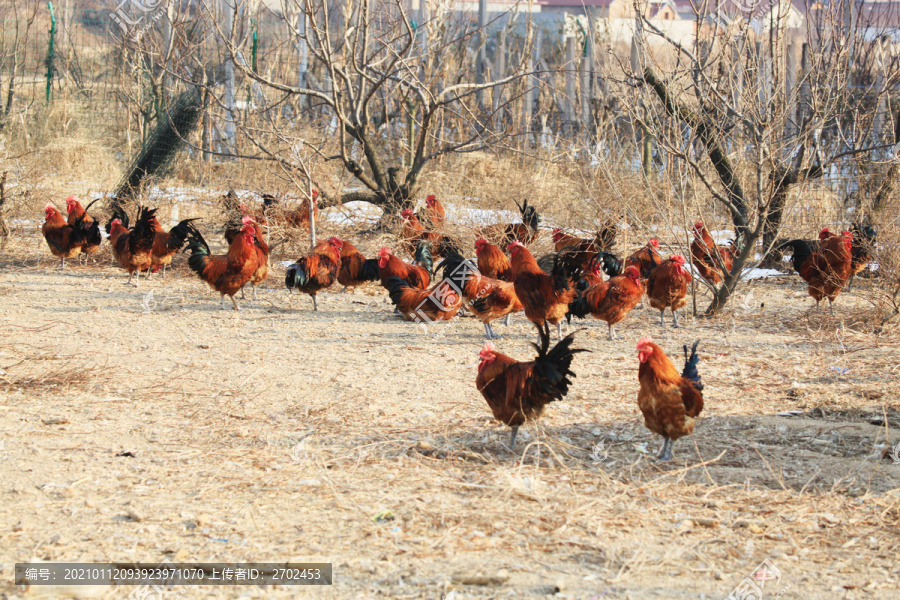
[{"x1": 864, "y1": 218, "x2": 900, "y2": 333}]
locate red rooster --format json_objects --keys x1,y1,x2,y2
[
  {"x1": 779, "y1": 230, "x2": 853, "y2": 315},
  {"x1": 42, "y1": 204, "x2": 85, "y2": 269},
  {"x1": 476, "y1": 323, "x2": 586, "y2": 448},
  {"x1": 65, "y1": 196, "x2": 102, "y2": 263},
  {"x1": 566, "y1": 266, "x2": 644, "y2": 340},
  {"x1": 475, "y1": 238, "x2": 513, "y2": 281},
  {"x1": 690, "y1": 222, "x2": 735, "y2": 284},
  {"x1": 636, "y1": 338, "x2": 704, "y2": 461},
  {"x1": 284, "y1": 237, "x2": 343, "y2": 311},
  {"x1": 399, "y1": 209, "x2": 426, "y2": 257},
  {"x1": 108, "y1": 207, "x2": 157, "y2": 285},
  {"x1": 646, "y1": 254, "x2": 692, "y2": 328},
  {"x1": 423, "y1": 194, "x2": 445, "y2": 230},
  {"x1": 509, "y1": 241, "x2": 580, "y2": 341},
  {"x1": 480, "y1": 200, "x2": 540, "y2": 250},
  {"x1": 377, "y1": 247, "x2": 430, "y2": 290},
  {"x1": 148, "y1": 212, "x2": 199, "y2": 278},
  {"x1": 184, "y1": 221, "x2": 259, "y2": 310}
]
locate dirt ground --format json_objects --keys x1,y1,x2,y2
[{"x1": 1, "y1": 231, "x2": 900, "y2": 600}]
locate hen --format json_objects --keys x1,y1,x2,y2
[
  {"x1": 475, "y1": 238, "x2": 513, "y2": 281},
  {"x1": 567, "y1": 265, "x2": 644, "y2": 340},
  {"x1": 242, "y1": 217, "x2": 269, "y2": 299},
  {"x1": 440, "y1": 251, "x2": 522, "y2": 339},
  {"x1": 184, "y1": 221, "x2": 259, "y2": 310},
  {"x1": 646, "y1": 254, "x2": 692, "y2": 328},
  {"x1": 636, "y1": 338, "x2": 704, "y2": 461},
  {"x1": 148, "y1": 212, "x2": 199, "y2": 278},
  {"x1": 480, "y1": 200, "x2": 540, "y2": 250},
  {"x1": 108, "y1": 207, "x2": 157, "y2": 285},
  {"x1": 65, "y1": 196, "x2": 102, "y2": 263},
  {"x1": 690, "y1": 222, "x2": 735, "y2": 284},
  {"x1": 284, "y1": 237, "x2": 343, "y2": 311},
  {"x1": 377, "y1": 247, "x2": 430, "y2": 290},
  {"x1": 42, "y1": 204, "x2": 85, "y2": 269},
  {"x1": 779, "y1": 230, "x2": 853, "y2": 315},
  {"x1": 476, "y1": 323, "x2": 586, "y2": 448},
  {"x1": 399, "y1": 209, "x2": 427, "y2": 257},
  {"x1": 386, "y1": 276, "x2": 462, "y2": 323},
  {"x1": 510, "y1": 242, "x2": 580, "y2": 341},
  {"x1": 337, "y1": 239, "x2": 380, "y2": 291}
]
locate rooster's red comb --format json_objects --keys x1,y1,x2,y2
[{"x1": 636, "y1": 336, "x2": 653, "y2": 350}]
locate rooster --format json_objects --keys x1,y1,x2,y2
[
  {"x1": 280, "y1": 189, "x2": 319, "y2": 230},
  {"x1": 552, "y1": 223, "x2": 617, "y2": 260},
  {"x1": 440, "y1": 251, "x2": 522, "y2": 339},
  {"x1": 337, "y1": 239, "x2": 380, "y2": 292},
  {"x1": 42, "y1": 204, "x2": 85, "y2": 269},
  {"x1": 108, "y1": 207, "x2": 157, "y2": 285},
  {"x1": 377, "y1": 247, "x2": 430, "y2": 290},
  {"x1": 476, "y1": 323, "x2": 586, "y2": 448},
  {"x1": 567, "y1": 266, "x2": 644, "y2": 340},
  {"x1": 646, "y1": 255, "x2": 692, "y2": 328},
  {"x1": 480, "y1": 200, "x2": 540, "y2": 250},
  {"x1": 475, "y1": 238, "x2": 513, "y2": 281},
  {"x1": 509, "y1": 241, "x2": 580, "y2": 341},
  {"x1": 779, "y1": 230, "x2": 853, "y2": 315},
  {"x1": 422, "y1": 194, "x2": 445, "y2": 230},
  {"x1": 148, "y1": 212, "x2": 199, "y2": 278},
  {"x1": 690, "y1": 222, "x2": 735, "y2": 284},
  {"x1": 65, "y1": 196, "x2": 102, "y2": 264},
  {"x1": 184, "y1": 221, "x2": 259, "y2": 310},
  {"x1": 386, "y1": 276, "x2": 462, "y2": 323},
  {"x1": 284, "y1": 237, "x2": 343, "y2": 311},
  {"x1": 399, "y1": 209, "x2": 426, "y2": 257},
  {"x1": 636, "y1": 338, "x2": 704, "y2": 461},
  {"x1": 597, "y1": 238, "x2": 663, "y2": 280},
  {"x1": 242, "y1": 217, "x2": 269, "y2": 300}
]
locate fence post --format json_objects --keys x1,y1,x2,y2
[
  {"x1": 46, "y1": 1, "x2": 57, "y2": 104},
  {"x1": 565, "y1": 35, "x2": 576, "y2": 134},
  {"x1": 222, "y1": 0, "x2": 236, "y2": 153}
]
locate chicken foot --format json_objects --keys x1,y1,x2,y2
[
  {"x1": 483, "y1": 322, "x2": 502, "y2": 340},
  {"x1": 509, "y1": 425, "x2": 519, "y2": 449},
  {"x1": 657, "y1": 437, "x2": 674, "y2": 461}
]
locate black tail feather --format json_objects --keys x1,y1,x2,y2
[
  {"x1": 360, "y1": 258, "x2": 380, "y2": 282},
  {"x1": 530, "y1": 322, "x2": 588, "y2": 402},
  {"x1": 184, "y1": 226, "x2": 211, "y2": 277},
  {"x1": 681, "y1": 340, "x2": 703, "y2": 392},
  {"x1": 778, "y1": 239, "x2": 815, "y2": 274},
  {"x1": 166, "y1": 218, "x2": 201, "y2": 252}
]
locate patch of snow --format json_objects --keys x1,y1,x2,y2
[
  {"x1": 322, "y1": 201, "x2": 382, "y2": 226},
  {"x1": 278, "y1": 260, "x2": 295, "y2": 268},
  {"x1": 741, "y1": 268, "x2": 789, "y2": 280}
]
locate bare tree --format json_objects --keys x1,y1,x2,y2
[
  {"x1": 0, "y1": 0, "x2": 40, "y2": 131},
  {"x1": 201, "y1": 0, "x2": 533, "y2": 214},
  {"x1": 605, "y1": 0, "x2": 897, "y2": 315}
]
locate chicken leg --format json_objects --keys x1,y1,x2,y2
[
  {"x1": 607, "y1": 323, "x2": 619, "y2": 341},
  {"x1": 230, "y1": 295, "x2": 240, "y2": 310},
  {"x1": 161, "y1": 264, "x2": 167, "y2": 278},
  {"x1": 58, "y1": 257, "x2": 66, "y2": 270},
  {"x1": 503, "y1": 314, "x2": 511, "y2": 327},
  {"x1": 556, "y1": 321, "x2": 562, "y2": 341},
  {"x1": 220, "y1": 293, "x2": 226, "y2": 310},
  {"x1": 252, "y1": 284, "x2": 258, "y2": 301},
  {"x1": 312, "y1": 294, "x2": 319, "y2": 311},
  {"x1": 509, "y1": 425, "x2": 519, "y2": 449},
  {"x1": 672, "y1": 310, "x2": 680, "y2": 328},
  {"x1": 483, "y1": 322, "x2": 502, "y2": 340},
  {"x1": 828, "y1": 299, "x2": 835, "y2": 317},
  {"x1": 658, "y1": 310, "x2": 666, "y2": 327},
  {"x1": 657, "y1": 437, "x2": 674, "y2": 462}
]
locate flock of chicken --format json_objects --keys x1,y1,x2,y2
[{"x1": 38, "y1": 193, "x2": 875, "y2": 461}]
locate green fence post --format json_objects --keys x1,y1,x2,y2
[{"x1": 45, "y1": 1, "x2": 56, "y2": 103}]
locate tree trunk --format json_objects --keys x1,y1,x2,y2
[
  {"x1": 761, "y1": 165, "x2": 823, "y2": 267},
  {"x1": 872, "y1": 108, "x2": 900, "y2": 215},
  {"x1": 0, "y1": 171, "x2": 9, "y2": 250}
]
